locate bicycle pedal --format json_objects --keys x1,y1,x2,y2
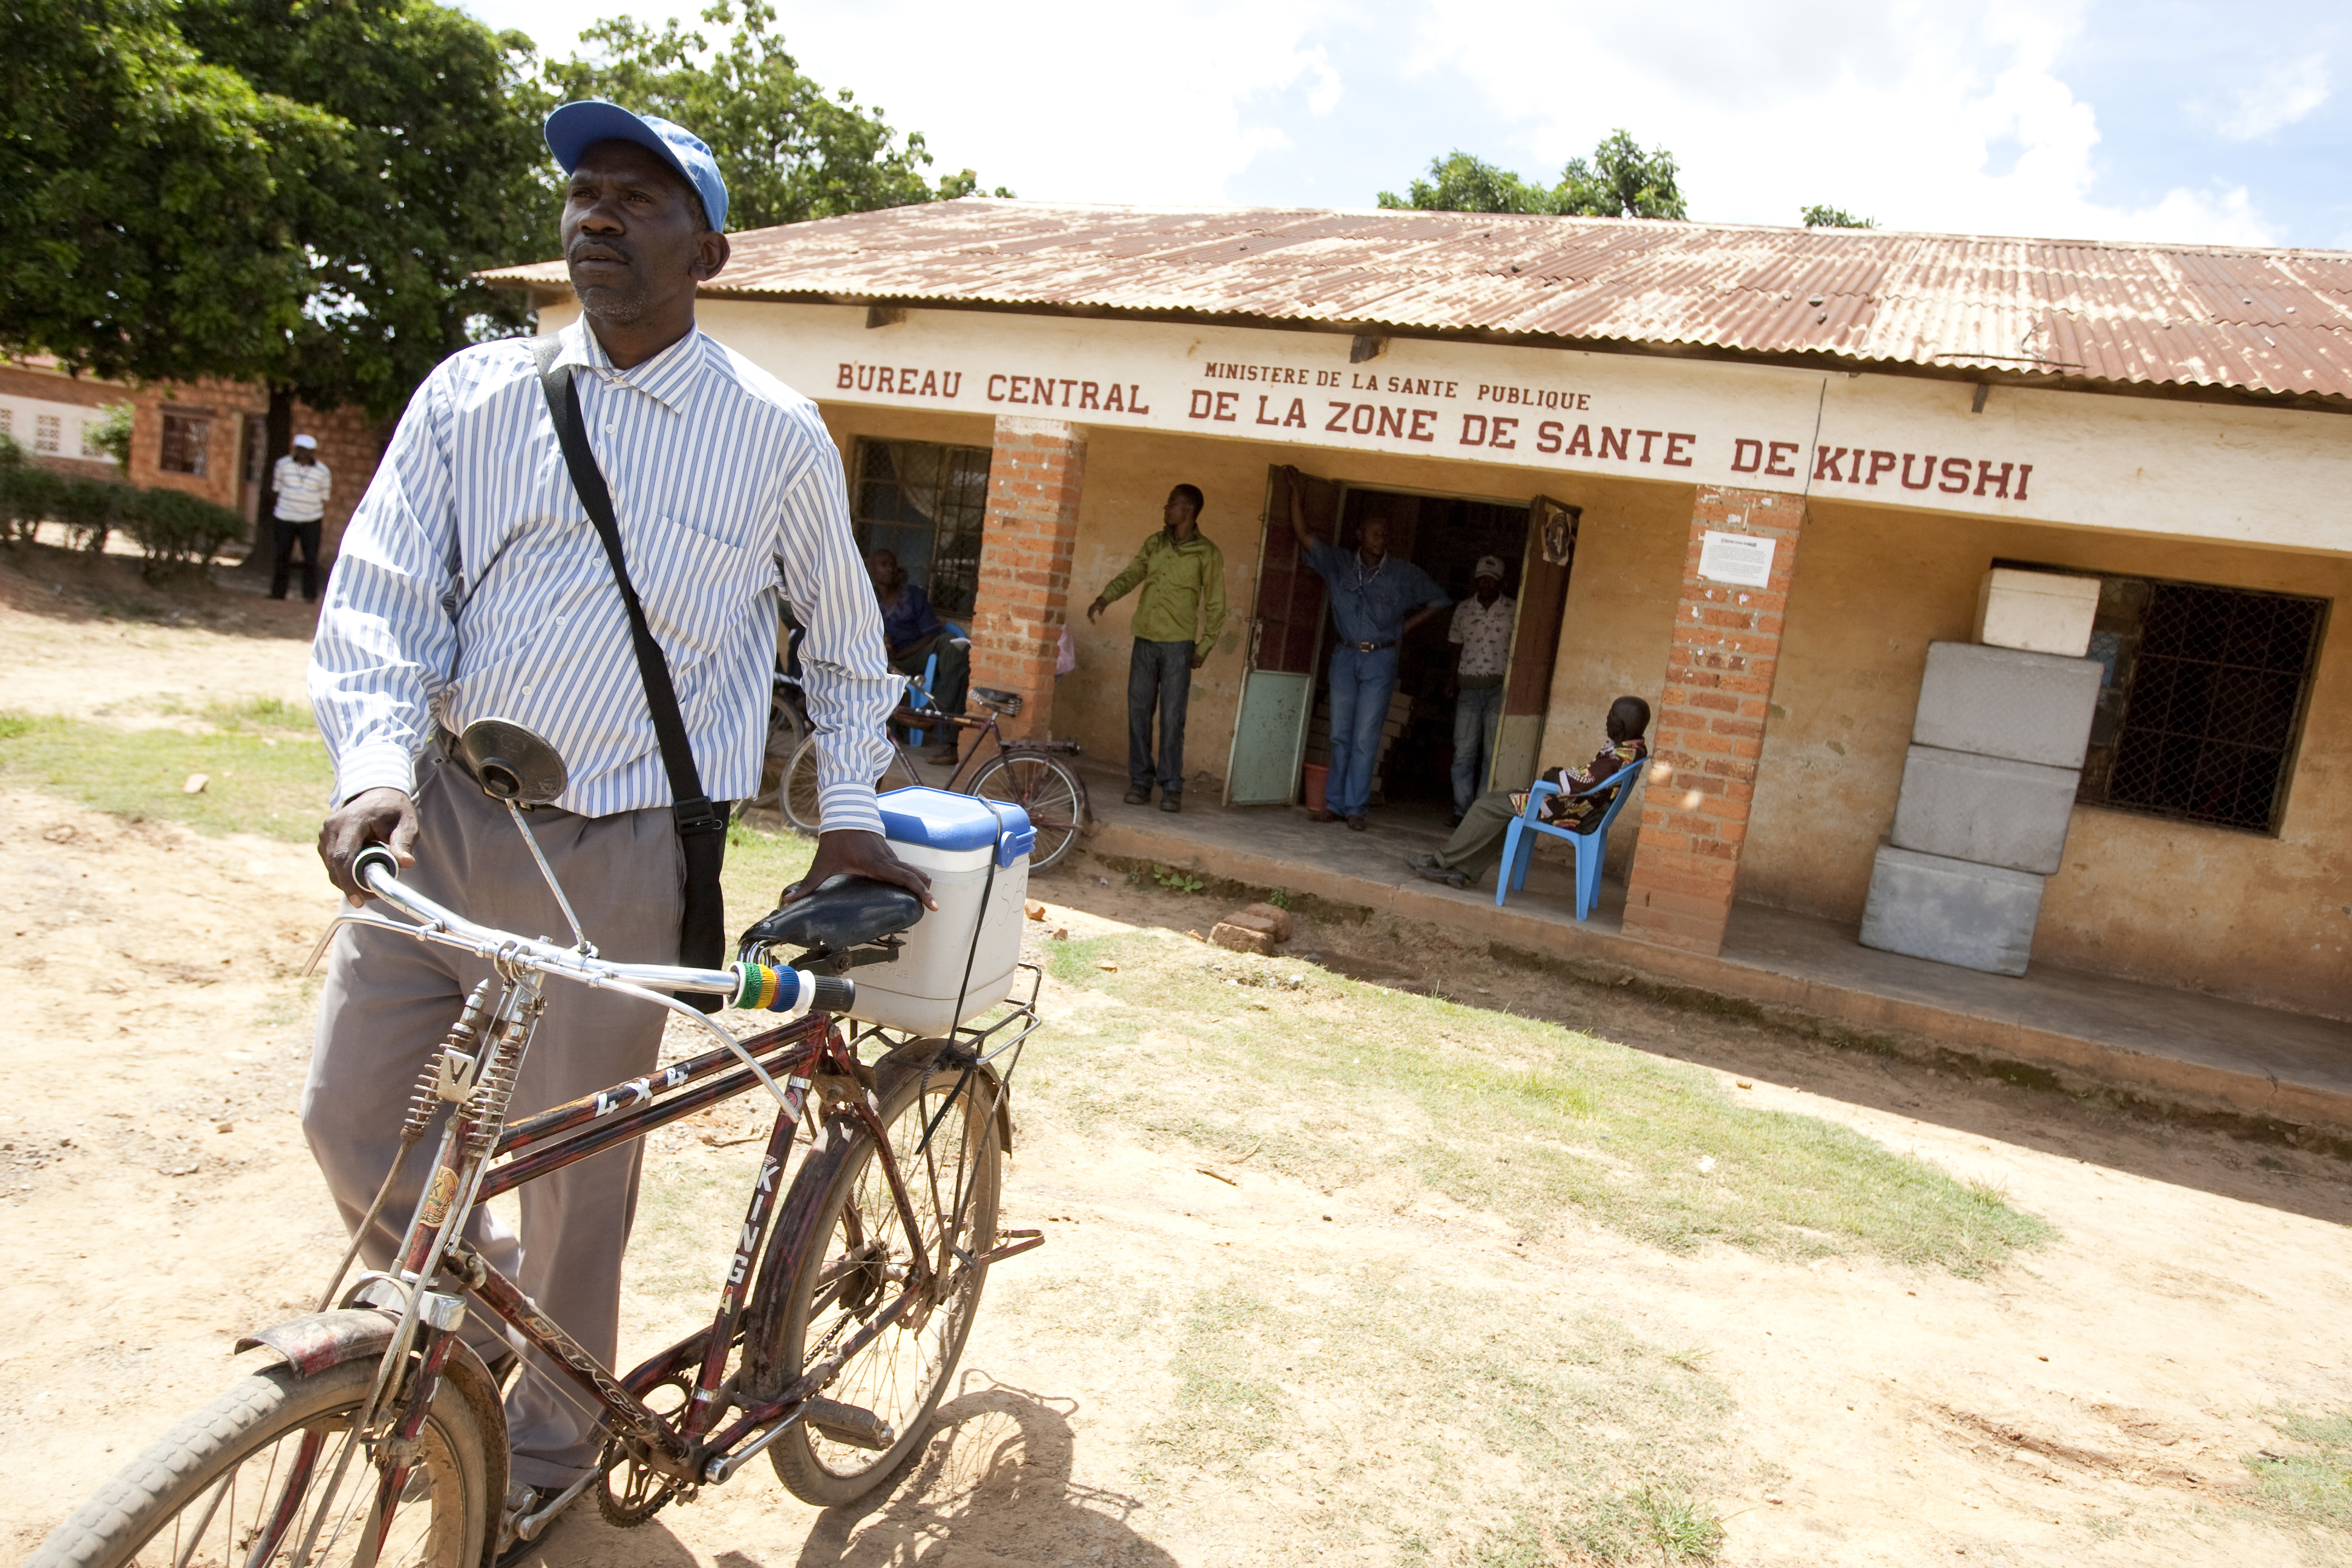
[{"x1": 802, "y1": 1396, "x2": 895, "y2": 1451}]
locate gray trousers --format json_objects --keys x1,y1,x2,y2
[
  {"x1": 301, "y1": 750, "x2": 681, "y2": 1487},
  {"x1": 1431, "y1": 788, "x2": 1524, "y2": 881}
]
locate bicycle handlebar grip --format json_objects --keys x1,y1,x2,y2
[
  {"x1": 807, "y1": 974, "x2": 856, "y2": 1015},
  {"x1": 350, "y1": 844, "x2": 401, "y2": 893}
]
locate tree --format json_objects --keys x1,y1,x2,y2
[
  {"x1": 1379, "y1": 129, "x2": 1688, "y2": 221},
  {"x1": 1801, "y1": 204, "x2": 1875, "y2": 229},
  {"x1": 1376, "y1": 151, "x2": 1554, "y2": 215},
  {"x1": 1555, "y1": 129, "x2": 1687, "y2": 220},
  {"x1": 0, "y1": 0, "x2": 341, "y2": 384},
  {"x1": 546, "y1": 2, "x2": 1008, "y2": 230},
  {"x1": 175, "y1": 0, "x2": 554, "y2": 560}
]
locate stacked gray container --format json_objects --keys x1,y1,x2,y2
[{"x1": 1860, "y1": 640, "x2": 2103, "y2": 976}]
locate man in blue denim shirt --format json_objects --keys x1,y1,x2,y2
[{"x1": 1284, "y1": 468, "x2": 1449, "y2": 829}]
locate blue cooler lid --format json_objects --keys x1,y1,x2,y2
[{"x1": 877, "y1": 786, "x2": 1036, "y2": 866}]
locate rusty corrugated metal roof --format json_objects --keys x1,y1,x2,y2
[{"x1": 483, "y1": 202, "x2": 2352, "y2": 402}]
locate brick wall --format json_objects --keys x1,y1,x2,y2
[
  {"x1": 969, "y1": 416, "x2": 1085, "y2": 739},
  {"x1": 1621, "y1": 485, "x2": 1809, "y2": 955}
]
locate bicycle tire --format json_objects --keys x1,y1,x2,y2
[
  {"x1": 28, "y1": 1355, "x2": 496, "y2": 1568},
  {"x1": 752, "y1": 1046, "x2": 1002, "y2": 1507},
  {"x1": 780, "y1": 735, "x2": 921, "y2": 838},
  {"x1": 966, "y1": 752, "x2": 1086, "y2": 870}
]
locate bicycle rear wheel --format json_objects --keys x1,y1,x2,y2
[
  {"x1": 753, "y1": 1047, "x2": 1002, "y2": 1507},
  {"x1": 733, "y1": 700, "x2": 806, "y2": 823},
  {"x1": 28, "y1": 1356, "x2": 495, "y2": 1568},
  {"x1": 781, "y1": 736, "x2": 920, "y2": 838},
  {"x1": 967, "y1": 752, "x2": 1086, "y2": 869}
]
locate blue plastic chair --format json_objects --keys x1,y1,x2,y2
[
  {"x1": 902, "y1": 621, "x2": 966, "y2": 748},
  {"x1": 1494, "y1": 759, "x2": 1647, "y2": 919}
]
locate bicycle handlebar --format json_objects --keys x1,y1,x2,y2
[{"x1": 349, "y1": 848, "x2": 853, "y2": 1018}]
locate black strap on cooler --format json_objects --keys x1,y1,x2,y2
[{"x1": 531, "y1": 336, "x2": 727, "y2": 1011}]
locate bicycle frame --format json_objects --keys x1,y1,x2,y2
[{"x1": 289, "y1": 858, "x2": 1045, "y2": 1561}]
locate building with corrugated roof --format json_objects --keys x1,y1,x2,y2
[{"x1": 492, "y1": 200, "x2": 2350, "y2": 1031}]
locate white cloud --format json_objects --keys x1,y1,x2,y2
[
  {"x1": 2211, "y1": 56, "x2": 2330, "y2": 141},
  {"x1": 1403, "y1": 0, "x2": 2279, "y2": 246}
]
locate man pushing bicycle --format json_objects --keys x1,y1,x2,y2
[{"x1": 305, "y1": 100, "x2": 930, "y2": 1550}]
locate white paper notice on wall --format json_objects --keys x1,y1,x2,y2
[{"x1": 1697, "y1": 530, "x2": 1776, "y2": 587}]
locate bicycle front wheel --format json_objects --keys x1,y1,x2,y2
[
  {"x1": 754, "y1": 1048, "x2": 1002, "y2": 1508},
  {"x1": 781, "y1": 735, "x2": 921, "y2": 838},
  {"x1": 29, "y1": 1356, "x2": 495, "y2": 1568},
  {"x1": 967, "y1": 753, "x2": 1086, "y2": 869}
]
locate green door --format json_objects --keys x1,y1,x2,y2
[{"x1": 1224, "y1": 466, "x2": 1339, "y2": 805}]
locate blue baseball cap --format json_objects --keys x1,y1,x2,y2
[{"x1": 544, "y1": 100, "x2": 729, "y2": 233}]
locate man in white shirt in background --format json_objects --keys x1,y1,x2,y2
[
  {"x1": 267, "y1": 431, "x2": 332, "y2": 601},
  {"x1": 1445, "y1": 555, "x2": 1515, "y2": 826}
]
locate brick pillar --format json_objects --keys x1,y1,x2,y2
[
  {"x1": 969, "y1": 416, "x2": 1085, "y2": 739},
  {"x1": 1621, "y1": 486, "x2": 1809, "y2": 955}
]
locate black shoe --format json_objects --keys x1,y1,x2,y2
[
  {"x1": 1160, "y1": 794, "x2": 1181, "y2": 812},
  {"x1": 1123, "y1": 787, "x2": 1151, "y2": 805},
  {"x1": 1406, "y1": 854, "x2": 1439, "y2": 872},
  {"x1": 1414, "y1": 864, "x2": 1469, "y2": 889},
  {"x1": 1445, "y1": 812, "x2": 1464, "y2": 828}
]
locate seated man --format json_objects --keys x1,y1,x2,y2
[
  {"x1": 866, "y1": 548, "x2": 969, "y2": 762},
  {"x1": 1408, "y1": 695, "x2": 1650, "y2": 889}
]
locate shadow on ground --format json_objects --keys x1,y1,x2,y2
[
  {"x1": 789, "y1": 1374, "x2": 1173, "y2": 1567},
  {"x1": 1, "y1": 535, "x2": 315, "y2": 638}
]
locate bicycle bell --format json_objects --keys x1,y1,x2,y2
[{"x1": 458, "y1": 717, "x2": 567, "y2": 806}]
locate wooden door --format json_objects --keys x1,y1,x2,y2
[
  {"x1": 1489, "y1": 497, "x2": 1578, "y2": 789},
  {"x1": 1224, "y1": 465, "x2": 1340, "y2": 805}
]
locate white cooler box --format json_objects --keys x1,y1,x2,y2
[{"x1": 848, "y1": 786, "x2": 1035, "y2": 1036}]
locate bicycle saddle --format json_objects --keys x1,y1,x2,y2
[{"x1": 738, "y1": 875, "x2": 924, "y2": 956}]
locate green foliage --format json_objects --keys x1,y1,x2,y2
[
  {"x1": 123, "y1": 486, "x2": 247, "y2": 572},
  {"x1": 0, "y1": 0, "x2": 341, "y2": 384},
  {"x1": 177, "y1": 0, "x2": 552, "y2": 420},
  {"x1": 1380, "y1": 129, "x2": 1688, "y2": 221},
  {"x1": 87, "y1": 405, "x2": 136, "y2": 468},
  {"x1": 1147, "y1": 863, "x2": 1205, "y2": 895},
  {"x1": 1802, "y1": 204, "x2": 1875, "y2": 229},
  {"x1": 0, "y1": 435, "x2": 62, "y2": 543},
  {"x1": 1264, "y1": 887, "x2": 1295, "y2": 910},
  {"x1": 53, "y1": 476, "x2": 129, "y2": 554},
  {"x1": 546, "y1": 1, "x2": 1008, "y2": 231}
]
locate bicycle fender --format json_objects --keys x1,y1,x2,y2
[
  {"x1": 237, "y1": 1307, "x2": 402, "y2": 1377},
  {"x1": 875, "y1": 1039, "x2": 1013, "y2": 1154}
]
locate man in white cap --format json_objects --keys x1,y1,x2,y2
[
  {"x1": 1445, "y1": 555, "x2": 1515, "y2": 825},
  {"x1": 267, "y1": 432, "x2": 332, "y2": 601},
  {"x1": 303, "y1": 99, "x2": 928, "y2": 1546}
]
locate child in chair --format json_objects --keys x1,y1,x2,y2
[{"x1": 1407, "y1": 695, "x2": 1650, "y2": 890}]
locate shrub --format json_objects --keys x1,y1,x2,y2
[
  {"x1": 0, "y1": 435, "x2": 60, "y2": 544},
  {"x1": 54, "y1": 475, "x2": 129, "y2": 554},
  {"x1": 124, "y1": 486, "x2": 246, "y2": 573}
]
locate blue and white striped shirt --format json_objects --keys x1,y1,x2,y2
[{"x1": 310, "y1": 318, "x2": 896, "y2": 833}]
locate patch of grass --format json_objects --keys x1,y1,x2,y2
[
  {"x1": 0, "y1": 708, "x2": 334, "y2": 842},
  {"x1": 1133, "y1": 1272, "x2": 1730, "y2": 1564},
  {"x1": 2246, "y1": 1408, "x2": 2352, "y2": 1535},
  {"x1": 1040, "y1": 933, "x2": 2054, "y2": 1275}
]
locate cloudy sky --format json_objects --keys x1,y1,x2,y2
[{"x1": 460, "y1": 0, "x2": 2350, "y2": 248}]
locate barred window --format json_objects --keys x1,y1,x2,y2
[
  {"x1": 34, "y1": 413, "x2": 61, "y2": 454},
  {"x1": 2069, "y1": 572, "x2": 2327, "y2": 834},
  {"x1": 849, "y1": 439, "x2": 991, "y2": 617},
  {"x1": 160, "y1": 413, "x2": 210, "y2": 475}
]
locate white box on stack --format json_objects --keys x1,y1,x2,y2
[{"x1": 1973, "y1": 568, "x2": 2100, "y2": 657}]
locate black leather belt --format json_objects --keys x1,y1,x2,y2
[{"x1": 1348, "y1": 639, "x2": 1396, "y2": 653}]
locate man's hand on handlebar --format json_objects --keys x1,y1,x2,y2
[
  {"x1": 318, "y1": 786, "x2": 419, "y2": 907},
  {"x1": 788, "y1": 829, "x2": 936, "y2": 911}
]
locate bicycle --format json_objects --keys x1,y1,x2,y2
[
  {"x1": 30, "y1": 720, "x2": 1044, "y2": 1568},
  {"x1": 776, "y1": 685, "x2": 1090, "y2": 871}
]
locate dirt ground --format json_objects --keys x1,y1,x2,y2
[{"x1": 4, "y1": 548, "x2": 2350, "y2": 1566}]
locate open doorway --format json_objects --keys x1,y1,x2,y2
[{"x1": 1308, "y1": 485, "x2": 1534, "y2": 816}]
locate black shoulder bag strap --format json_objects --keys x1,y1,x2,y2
[{"x1": 531, "y1": 336, "x2": 728, "y2": 1010}]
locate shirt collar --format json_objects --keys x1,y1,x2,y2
[{"x1": 557, "y1": 316, "x2": 713, "y2": 416}]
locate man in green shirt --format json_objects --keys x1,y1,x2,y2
[{"x1": 1087, "y1": 483, "x2": 1224, "y2": 812}]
